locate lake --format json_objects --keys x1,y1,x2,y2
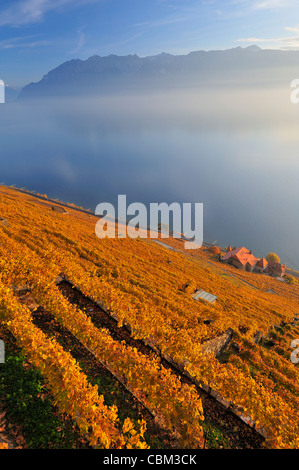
[{"x1": 0, "y1": 87, "x2": 299, "y2": 269}]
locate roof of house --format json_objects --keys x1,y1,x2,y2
[
  {"x1": 222, "y1": 246, "x2": 260, "y2": 267},
  {"x1": 222, "y1": 246, "x2": 242, "y2": 261},
  {"x1": 222, "y1": 247, "x2": 287, "y2": 273},
  {"x1": 256, "y1": 257, "x2": 268, "y2": 268}
]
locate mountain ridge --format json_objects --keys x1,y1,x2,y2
[{"x1": 18, "y1": 46, "x2": 299, "y2": 99}]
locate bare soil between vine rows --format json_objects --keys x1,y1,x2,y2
[{"x1": 55, "y1": 280, "x2": 265, "y2": 449}]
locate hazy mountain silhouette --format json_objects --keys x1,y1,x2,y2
[{"x1": 19, "y1": 46, "x2": 299, "y2": 99}]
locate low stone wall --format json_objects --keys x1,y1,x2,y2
[{"x1": 201, "y1": 328, "x2": 234, "y2": 357}]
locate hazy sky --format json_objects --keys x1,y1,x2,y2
[{"x1": 1, "y1": 0, "x2": 299, "y2": 86}]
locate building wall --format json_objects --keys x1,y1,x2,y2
[
  {"x1": 231, "y1": 259, "x2": 245, "y2": 270},
  {"x1": 254, "y1": 265, "x2": 265, "y2": 273}
]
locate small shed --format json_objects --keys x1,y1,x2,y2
[{"x1": 193, "y1": 289, "x2": 218, "y2": 304}]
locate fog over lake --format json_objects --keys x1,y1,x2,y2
[{"x1": 1, "y1": 86, "x2": 299, "y2": 269}]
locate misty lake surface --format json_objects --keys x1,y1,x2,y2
[{"x1": 1, "y1": 87, "x2": 299, "y2": 269}]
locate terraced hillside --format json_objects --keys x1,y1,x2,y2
[{"x1": 0, "y1": 185, "x2": 299, "y2": 449}]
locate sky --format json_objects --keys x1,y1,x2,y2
[{"x1": 1, "y1": 0, "x2": 299, "y2": 87}]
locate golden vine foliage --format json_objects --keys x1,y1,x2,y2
[
  {"x1": 0, "y1": 185, "x2": 299, "y2": 448},
  {"x1": 0, "y1": 280, "x2": 148, "y2": 449},
  {"x1": 0, "y1": 226, "x2": 204, "y2": 447}
]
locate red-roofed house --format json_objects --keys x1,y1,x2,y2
[
  {"x1": 222, "y1": 246, "x2": 260, "y2": 272},
  {"x1": 221, "y1": 246, "x2": 286, "y2": 277}
]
